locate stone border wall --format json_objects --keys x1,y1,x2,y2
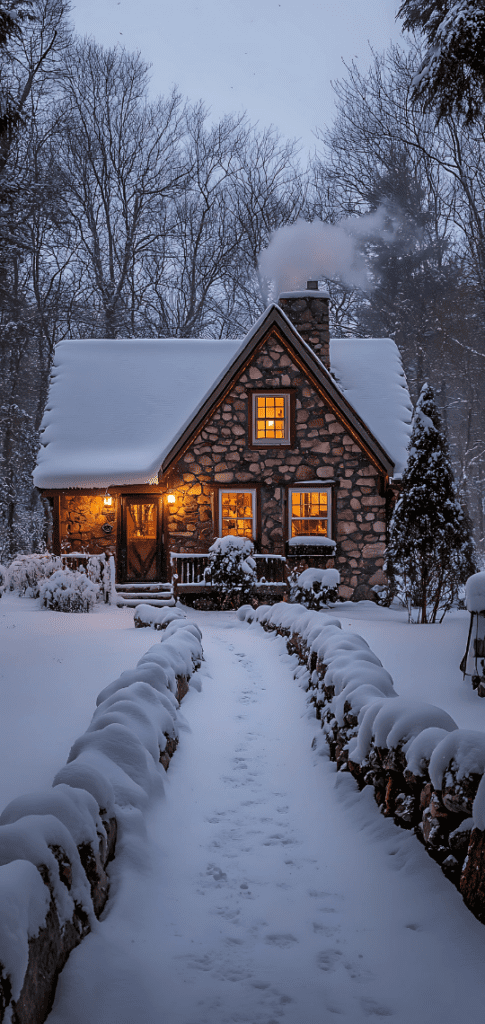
[
  {"x1": 240, "y1": 602, "x2": 485, "y2": 926},
  {"x1": 0, "y1": 618, "x2": 202, "y2": 1024}
]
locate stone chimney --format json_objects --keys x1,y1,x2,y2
[{"x1": 278, "y1": 281, "x2": 330, "y2": 369}]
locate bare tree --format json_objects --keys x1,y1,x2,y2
[{"x1": 58, "y1": 39, "x2": 187, "y2": 338}]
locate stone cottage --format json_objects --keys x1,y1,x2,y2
[{"x1": 33, "y1": 286, "x2": 412, "y2": 601}]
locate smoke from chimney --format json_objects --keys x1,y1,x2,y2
[{"x1": 258, "y1": 209, "x2": 397, "y2": 302}]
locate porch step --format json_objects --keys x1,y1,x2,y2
[{"x1": 114, "y1": 582, "x2": 175, "y2": 608}]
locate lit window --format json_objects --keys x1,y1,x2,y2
[
  {"x1": 252, "y1": 393, "x2": 290, "y2": 444},
  {"x1": 220, "y1": 490, "x2": 255, "y2": 538},
  {"x1": 289, "y1": 488, "x2": 331, "y2": 538}
]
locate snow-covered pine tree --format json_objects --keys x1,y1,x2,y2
[
  {"x1": 387, "y1": 382, "x2": 476, "y2": 623},
  {"x1": 397, "y1": 0, "x2": 485, "y2": 124}
]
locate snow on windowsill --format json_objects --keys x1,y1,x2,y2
[{"x1": 288, "y1": 536, "x2": 336, "y2": 548}]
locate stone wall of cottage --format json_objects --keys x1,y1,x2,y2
[
  {"x1": 59, "y1": 494, "x2": 117, "y2": 556},
  {"x1": 166, "y1": 330, "x2": 387, "y2": 600}
]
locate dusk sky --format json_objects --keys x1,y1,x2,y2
[{"x1": 70, "y1": 0, "x2": 404, "y2": 153}]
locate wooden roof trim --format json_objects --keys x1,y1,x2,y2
[
  {"x1": 275, "y1": 328, "x2": 395, "y2": 476},
  {"x1": 161, "y1": 305, "x2": 395, "y2": 477}
]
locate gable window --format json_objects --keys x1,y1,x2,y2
[
  {"x1": 220, "y1": 489, "x2": 256, "y2": 539},
  {"x1": 289, "y1": 487, "x2": 331, "y2": 538},
  {"x1": 252, "y1": 392, "x2": 290, "y2": 445}
]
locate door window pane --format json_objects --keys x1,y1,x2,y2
[{"x1": 127, "y1": 502, "x2": 156, "y2": 538}]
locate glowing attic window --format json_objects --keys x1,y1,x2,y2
[{"x1": 252, "y1": 393, "x2": 290, "y2": 444}]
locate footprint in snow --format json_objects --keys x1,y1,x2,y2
[
  {"x1": 359, "y1": 996, "x2": 394, "y2": 1017},
  {"x1": 206, "y1": 863, "x2": 227, "y2": 882},
  {"x1": 264, "y1": 933, "x2": 298, "y2": 948},
  {"x1": 317, "y1": 948, "x2": 342, "y2": 972}
]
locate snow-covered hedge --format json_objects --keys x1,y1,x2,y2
[
  {"x1": 8, "y1": 553, "x2": 62, "y2": 598},
  {"x1": 288, "y1": 566, "x2": 340, "y2": 609},
  {"x1": 238, "y1": 601, "x2": 485, "y2": 924},
  {"x1": 39, "y1": 568, "x2": 100, "y2": 612},
  {"x1": 0, "y1": 619, "x2": 203, "y2": 1023},
  {"x1": 134, "y1": 604, "x2": 186, "y2": 630},
  {"x1": 208, "y1": 536, "x2": 257, "y2": 609}
]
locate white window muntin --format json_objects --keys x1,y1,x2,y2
[{"x1": 288, "y1": 486, "x2": 331, "y2": 539}]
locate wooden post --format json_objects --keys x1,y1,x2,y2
[{"x1": 52, "y1": 495, "x2": 61, "y2": 555}]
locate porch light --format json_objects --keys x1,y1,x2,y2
[
  {"x1": 167, "y1": 493, "x2": 176, "y2": 505},
  {"x1": 103, "y1": 491, "x2": 113, "y2": 507}
]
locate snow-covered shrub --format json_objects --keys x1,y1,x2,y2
[
  {"x1": 466, "y1": 571, "x2": 485, "y2": 613},
  {"x1": 0, "y1": 563, "x2": 8, "y2": 597},
  {"x1": 39, "y1": 568, "x2": 99, "y2": 612},
  {"x1": 8, "y1": 552, "x2": 62, "y2": 597},
  {"x1": 208, "y1": 536, "x2": 257, "y2": 609},
  {"x1": 289, "y1": 567, "x2": 340, "y2": 609}
]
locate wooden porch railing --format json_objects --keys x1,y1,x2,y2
[{"x1": 169, "y1": 552, "x2": 287, "y2": 590}]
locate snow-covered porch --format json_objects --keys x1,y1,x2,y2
[{"x1": 170, "y1": 551, "x2": 288, "y2": 601}]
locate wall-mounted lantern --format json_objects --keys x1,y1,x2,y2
[
  {"x1": 167, "y1": 493, "x2": 176, "y2": 505},
  {"x1": 103, "y1": 491, "x2": 113, "y2": 507}
]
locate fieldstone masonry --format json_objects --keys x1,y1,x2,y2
[
  {"x1": 166, "y1": 326, "x2": 388, "y2": 600},
  {"x1": 55, "y1": 291, "x2": 393, "y2": 600},
  {"x1": 278, "y1": 291, "x2": 330, "y2": 367},
  {"x1": 60, "y1": 495, "x2": 116, "y2": 557}
]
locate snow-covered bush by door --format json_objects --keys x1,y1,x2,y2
[
  {"x1": 208, "y1": 536, "x2": 257, "y2": 609},
  {"x1": 39, "y1": 568, "x2": 99, "y2": 612},
  {"x1": 8, "y1": 552, "x2": 62, "y2": 597},
  {"x1": 288, "y1": 567, "x2": 340, "y2": 609}
]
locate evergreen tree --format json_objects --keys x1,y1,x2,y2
[
  {"x1": 397, "y1": 0, "x2": 485, "y2": 124},
  {"x1": 387, "y1": 382, "x2": 476, "y2": 622}
]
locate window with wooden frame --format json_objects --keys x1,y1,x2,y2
[
  {"x1": 251, "y1": 392, "x2": 290, "y2": 445},
  {"x1": 219, "y1": 489, "x2": 256, "y2": 539},
  {"x1": 288, "y1": 487, "x2": 331, "y2": 539}
]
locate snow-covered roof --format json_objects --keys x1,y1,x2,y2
[
  {"x1": 34, "y1": 338, "x2": 244, "y2": 489},
  {"x1": 329, "y1": 337, "x2": 412, "y2": 476},
  {"x1": 34, "y1": 313, "x2": 412, "y2": 489}
]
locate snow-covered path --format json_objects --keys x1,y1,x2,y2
[{"x1": 47, "y1": 613, "x2": 485, "y2": 1024}]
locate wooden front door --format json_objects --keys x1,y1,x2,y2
[{"x1": 121, "y1": 495, "x2": 162, "y2": 581}]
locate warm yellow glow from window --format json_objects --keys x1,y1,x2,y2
[
  {"x1": 290, "y1": 490, "x2": 329, "y2": 537},
  {"x1": 167, "y1": 493, "x2": 176, "y2": 504},
  {"x1": 221, "y1": 491, "x2": 254, "y2": 538},
  {"x1": 254, "y1": 394, "x2": 287, "y2": 441}
]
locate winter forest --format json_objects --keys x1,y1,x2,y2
[{"x1": 1, "y1": 0, "x2": 485, "y2": 563}]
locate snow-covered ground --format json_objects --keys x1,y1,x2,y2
[
  {"x1": 0, "y1": 594, "x2": 154, "y2": 811},
  {"x1": 332, "y1": 601, "x2": 481, "y2": 732},
  {"x1": 2, "y1": 593, "x2": 485, "y2": 1022}
]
